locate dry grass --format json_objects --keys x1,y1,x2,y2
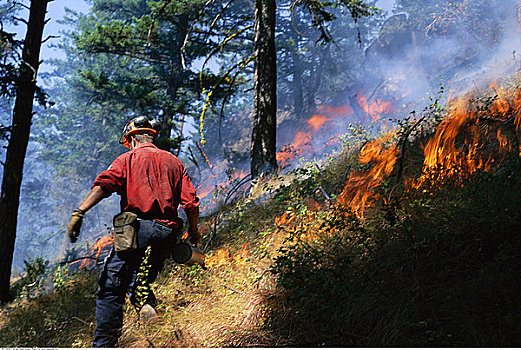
[
  {"x1": 115, "y1": 256, "x2": 278, "y2": 347},
  {"x1": 0, "y1": 274, "x2": 97, "y2": 347}
]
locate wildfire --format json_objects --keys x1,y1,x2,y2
[
  {"x1": 307, "y1": 115, "x2": 331, "y2": 132},
  {"x1": 276, "y1": 131, "x2": 312, "y2": 166},
  {"x1": 315, "y1": 105, "x2": 352, "y2": 116},
  {"x1": 205, "y1": 243, "x2": 251, "y2": 267},
  {"x1": 413, "y1": 83, "x2": 521, "y2": 188},
  {"x1": 79, "y1": 234, "x2": 114, "y2": 268},
  {"x1": 231, "y1": 169, "x2": 249, "y2": 180},
  {"x1": 335, "y1": 82, "x2": 521, "y2": 218},
  {"x1": 356, "y1": 92, "x2": 393, "y2": 122},
  {"x1": 337, "y1": 132, "x2": 399, "y2": 219}
]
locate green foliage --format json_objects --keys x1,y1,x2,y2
[
  {"x1": 134, "y1": 245, "x2": 153, "y2": 309},
  {"x1": 292, "y1": 0, "x2": 380, "y2": 43},
  {"x1": 23, "y1": 257, "x2": 47, "y2": 283},
  {"x1": 0, "y1": 273, "x2": 98, "y2": 347},
  {"x1": 9, "y1": 257, "x2": 48, "y2": 302},
  {"x1": 51, "y1": 265, "x2": 72, "y2": 291}
]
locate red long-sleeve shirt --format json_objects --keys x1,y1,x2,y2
[{"x1": 92, "y1": 143, "x2": 199, "y2": 229}]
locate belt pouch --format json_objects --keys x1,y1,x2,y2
[{"x1": 113, "y1": 212, "x2": 140, "y2": 252}]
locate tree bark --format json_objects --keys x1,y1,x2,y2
[
  {"x1": 291, "y1": 12, "x2": 304, "y2": 118},
  {"x1": 0, "y1": 0, "x2": 48, "y2": 304},
  {"x1": 160, "y1": 14, "x2": 188, "y2": 153},
  {"x1": 251, "y1": 0, "x2": 277, "y2": 179}
]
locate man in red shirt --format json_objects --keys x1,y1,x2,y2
[{"x1": 67, "y1": 116, "x2": 200, "y2": 347}]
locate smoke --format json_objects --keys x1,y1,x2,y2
[
  {"x1": 267, "y1": 0, "x2": 521, "y2": 176},
  {"x1": 10, "y1": 0, "x2": 521, "y2": 273}
]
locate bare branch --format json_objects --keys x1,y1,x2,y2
[
  {"x1": 13, "y1": 16, "x2": 28, "y2": 25},
  {"x1": 146, "y1": 0, "x2": 173, "y2": 45},
  {"x1": 198, "y1": 24, "x2": 253, "y2": 87},
  {"x1": 41, "y1": 34, "x2": 58, "y2": 44},
  {"x1": 60, "y1": 256, "x2": 97, "y2": 265},
  {"x1": 13, "y1": 1, "x2": 30, "y2": 11},
  {"x1": 181, "y1": 0, "x2": 217, "y2": 70},
  {"x1": 221, "y1": 284, "x2": 245, "y2": 295}
]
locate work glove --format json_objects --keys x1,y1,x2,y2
[
  {"x1": 67, "y1": 209, "x2": 85, "y2": 243},
  {"x1": 188, "y1": 228, "x2": 201, "y2": 246}
]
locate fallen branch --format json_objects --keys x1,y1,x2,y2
[
  {"x1": 221, "y1": 284, "x2": 245, "y2": 295},
  {"x1": 60, "y1": 256, "x2": 97, "y2": 265},
  {"x1": 71, "y1": 316, "x2": 91, "y2": 327}
]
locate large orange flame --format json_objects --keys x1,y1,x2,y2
[
  {"x1": 337, "y1": 83, "x2": 521, "y2": 218},
  {"x1": 337, "y1": 132, "x2": 399, "y2": 219},
  {"x1": 413, "y1": 83, "x2": 521, "y2": 188}
]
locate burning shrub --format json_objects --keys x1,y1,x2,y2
[{"x1": 264, "y1": 82, "x2": 521, "y2": 346}]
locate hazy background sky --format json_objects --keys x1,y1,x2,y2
[{"x1": 8, "y1": 0, "x2": 396, "y2": 72}]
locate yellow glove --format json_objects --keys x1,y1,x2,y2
[{"x1": 67, "y1": 209, "x2": 85, "y2": 243}]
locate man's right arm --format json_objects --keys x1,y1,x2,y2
[
  {"x1": 178, "y1": 164, "x2": 201, "y2": 245},
  {"x1": 67, "y1": 156, "x2": 125, "y2": 244},
  {"x1": 185, "y1": 206, "x2": 200, "y2": 245},
  {"x1": 77, "y1": 185, "x2": 110, "y2": 213},
  {"x1": 67, "y1": 186, "x2": 111, "y2": 243}
]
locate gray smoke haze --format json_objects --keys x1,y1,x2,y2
[
  {"x1": 9, "y1": 0, "x2": 521, "y2": 272},
  {"x1": 269, "y1": 0, "x2": 521, "y2": 175}
]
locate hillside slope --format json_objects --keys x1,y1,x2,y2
[{"x1": 2, "y1": 81, "x2": 521, "y2": 346}]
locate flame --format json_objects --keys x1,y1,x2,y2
[
  {"x1": 79, "y1": 234, "x2": 114, "y2": 268},
  {"x1": 356, "y1": 92, "x2": 393, "y2": 122},
  {"x1": 276, "y1": 131, "x2": 312, "y2": 166},
  {"x1": 337, "y1": 132, "x2": 399, "y2": 218},
  {"x1": 316, "y1": 105, "x2": 352, "y2": 116},
  {"x1": 231, "y1": 169, "x2": 249, "y2": 180},
  {"x1": 92, "y1": 235, "x2": 114, "y2": 260},
  {"x1": 307, "y1": 115, "x2": 331, "y2": 131},
  {"x1": 234, "y1": 243, "x2": 249, "y2": 264},
  {"x1": 205, "y1": 244, "x2": 251, "y2": 267},
  {"x1": 205, "y1": 248, "x2": 231, "y2": 267},
  {"x1": 413, "y1": 85, "x2": 521, "y2": 188},
  {"x1": 269, "y1": 83, "x2": 521, "y2": 243},
  {"x1": 275, "y1": 211, "x2": 296, "y2": 227}
]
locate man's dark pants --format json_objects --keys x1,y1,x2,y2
[{"x1": 92, "y1": 219, "x2": 178, "y2": 347}]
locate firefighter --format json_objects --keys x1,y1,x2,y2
[{"x1": 67, "y1": 116, "x2": 201, "y2": 347}]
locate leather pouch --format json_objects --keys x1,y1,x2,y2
[{"x1": 113, "y1": 212, "x2": 140, "y2": 252}]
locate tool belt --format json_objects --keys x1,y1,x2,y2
[
  {"x1": 113, "y1": 212, "x2": 140, "y2": 252},
  {"x1": 113, "y1": 212, "x2": 177, "y2": 253}
]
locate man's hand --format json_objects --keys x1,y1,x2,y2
[
  {"x1": 67, "y1": 210, "x2": 85, "y2": 243},
  {"x1": 188, "y1": 228, "x2": 201, "y2": 246}
]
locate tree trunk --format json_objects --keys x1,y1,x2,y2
[
  {"x1": 251, "y1": 0, "x2": 277, "y2": 179},
  {"x1": 160, "y1": 14, "x2": 189, "y2": 153},
  {"x1": 0, "y1": 0, "x2": 48, "y2": 304},
  {"x1": 291, "y1": 12, "x2": 304, "y2": 118}
]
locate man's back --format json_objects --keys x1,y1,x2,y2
[{"x1": 93, "y1": 143, "x2": 199, "y2": 228}]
